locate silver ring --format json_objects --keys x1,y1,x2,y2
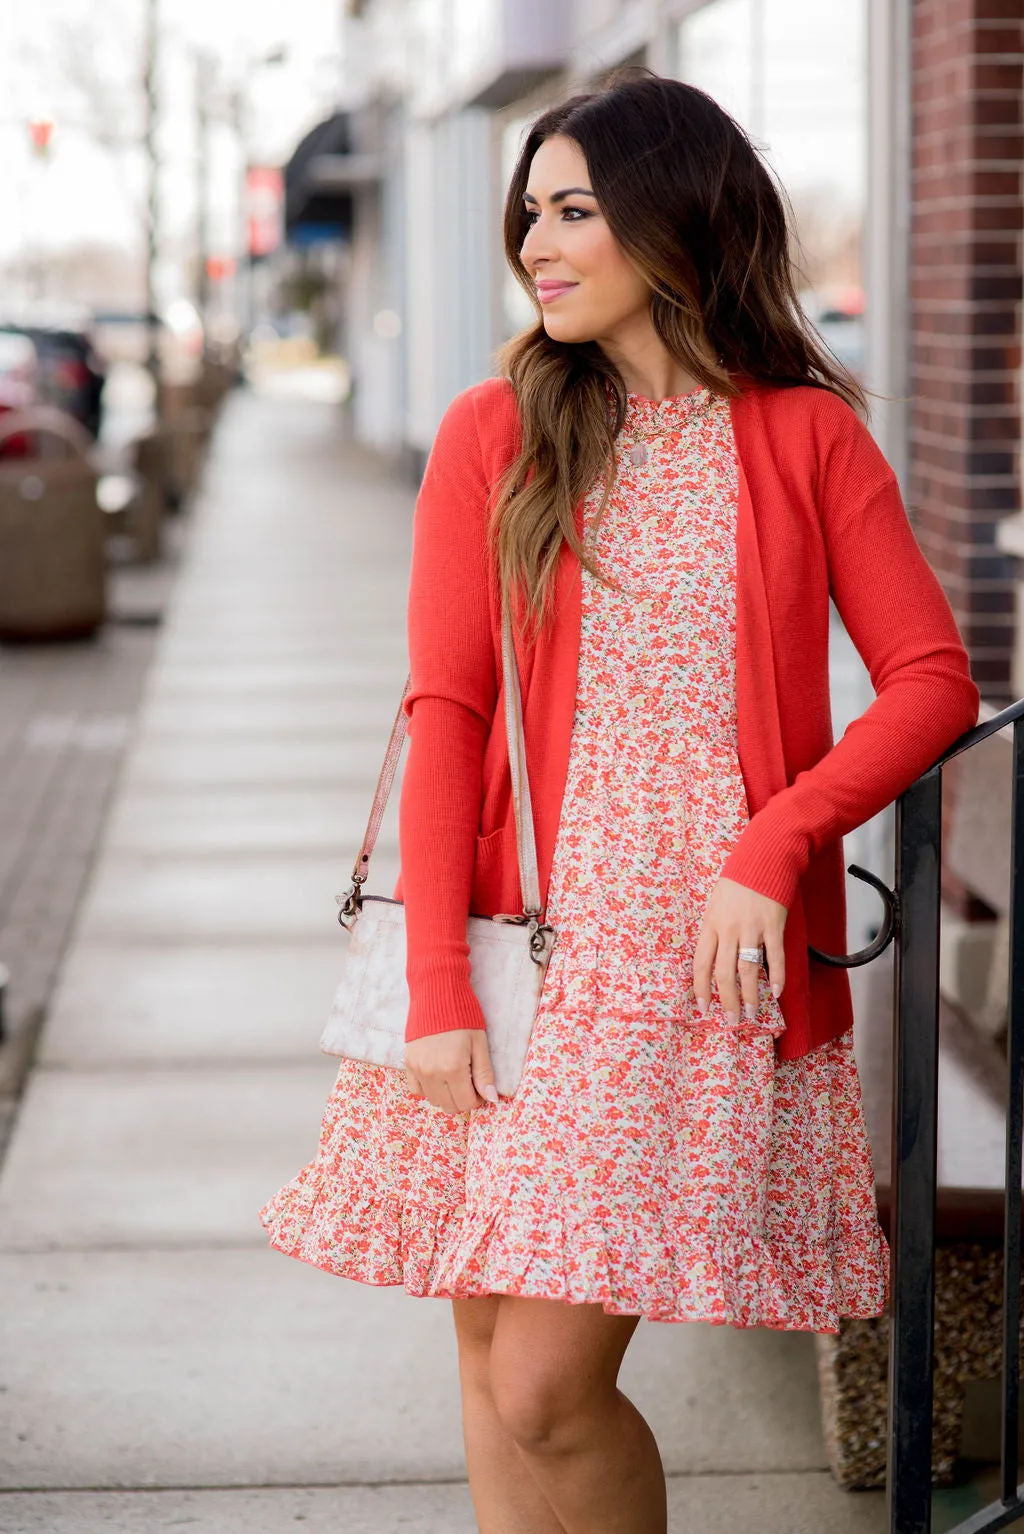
[{"x1": 738, "y1": 946, "x2": 764, "y2": 966}]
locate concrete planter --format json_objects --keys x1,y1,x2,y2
[
  {"x1": 128, "y1": 431, "x2": 167, "y2": 562},
  {"x1": 0, "y1": 407, "x2": 105, "y2": 640},
  {"x1": 817, "y1": 1245, "x2": 1024, "y2": 1489},
  {"x1": 159, "y1": 384, "x2": 212, "y2": 508}
]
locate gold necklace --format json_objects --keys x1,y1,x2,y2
[{"x1": 618, "y1": 388, "x2": 715, "y2": 468}]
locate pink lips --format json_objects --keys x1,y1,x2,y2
[{"x1": 536, "y1": 281, "x2": 577, "y2": 304}]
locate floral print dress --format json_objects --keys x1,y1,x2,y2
[{"x1": 260, "y1": 386, "x2": 891, "y2": 1332}]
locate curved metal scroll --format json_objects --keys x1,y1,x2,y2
[{"x1": 807, "y1": 863, "x2": 899, "y2": 969}]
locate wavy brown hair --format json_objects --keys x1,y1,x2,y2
[{"x1": 492, "y1": 71, "x2": 867, "y2": 626}]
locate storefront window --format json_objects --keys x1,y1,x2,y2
[{"x1": 674, "y1": 0, "x2": 866, "y2": 377}]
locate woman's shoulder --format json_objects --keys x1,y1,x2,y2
[
  {"x1": 733, "y1": 375, "x2": 861, "y2": 428},
  {"x1": 434, "y1": 376, "x2": 521, "y2": 459},
  {"x1": 417, "y1": 379, "x2": 522, "y2": 517},
  {"x1": 733, "y1": 378, "x2": 892, "y2": 487},
  {"x1": 734, "y1": 376, "x2": 878, "y2": 444}
]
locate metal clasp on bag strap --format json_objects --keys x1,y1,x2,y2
[
  {"x1": 527, "y1": 915, "x2": 554, "y2": 965},
  {"x1": 336, "y1": 874, "x2": 366, "y2": 931},
  {"x1": 494, "y1": 909, "x2": 554, "y2": 965}
]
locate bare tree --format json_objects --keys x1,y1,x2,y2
[{"x1": 20, "y1": 1, "x2": 146, "y2": 154}]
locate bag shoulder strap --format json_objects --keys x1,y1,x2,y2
[{"x1": 346, "y1": 606, "x2": 542, "y2": 918}]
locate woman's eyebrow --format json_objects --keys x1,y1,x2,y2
[{"x1": 523, "y1": 187, "x2": 596, "y2": 205}]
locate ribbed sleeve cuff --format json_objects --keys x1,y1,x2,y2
[
  {"x1": 719, "y1": 819, "x2": 807, "y2": 911},
  {"x1": 405, "y1": 963, "x2": 487, "y2": 1042}
]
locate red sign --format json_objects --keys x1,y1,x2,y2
[
  {"x1": 28, "y1": 118, "x2": 54, "y2": 158},
  {"x1": 246, "y1": 166, "x2": 284, "y2": 258},
  {"x1": 206, "y1": 255, "x2": 237, "y2": 282}
]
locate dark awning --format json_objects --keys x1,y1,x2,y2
[{"x1": 284, "y1": 113, "x2": 381, "y2": 246}]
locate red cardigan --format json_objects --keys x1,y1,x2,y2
[{"x1": 394, "y1": 376, "x2": 980, "y2": 1061}]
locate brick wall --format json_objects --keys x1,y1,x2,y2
[{"x1": 909, "y1": 0, "x2": 1023, "y2": 701}]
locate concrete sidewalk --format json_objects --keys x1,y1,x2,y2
[{"x1": 0, "y1": 385, "x2": 886, "y2": 1532}]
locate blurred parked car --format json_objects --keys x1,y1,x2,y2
[
  {"x1": 1, "y1": 323, "x2": 108, "y2": 438},
  {"x1": 800, "y1": 284, "x2": 865, "y2": 382},
  {"x1": 815, "y1": 310, "x2": 865, "y2": 379},
  {"x1": 0, "y1": 332, "x2": 39, "y2": 458},
  {"x1": 0, "y1": 331, "x2": 38, "y2": 411}
]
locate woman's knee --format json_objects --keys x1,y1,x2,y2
[
  {"x1": 490, "y1": 1362, "x2": 594, "y2": 1455},
  {"x1": 488, "y1": 1299, "x2": 635, "y2": 1455}
]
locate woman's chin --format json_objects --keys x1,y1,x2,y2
[{"x1": 541, "y1": 314, "x2": 596, "y2": 345}]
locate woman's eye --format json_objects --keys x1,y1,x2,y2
[{"x1": 522, "y1": 206, "x2": 591, "y2": 226}]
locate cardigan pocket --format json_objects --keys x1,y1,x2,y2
[
  {"x1": 471, "y1": 825, "x2": 516, "y2": 918},
  {"x1": 475, "y1": 826, "x2": 505, "y2": 866}
]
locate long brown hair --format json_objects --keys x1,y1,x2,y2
[{"x1": 492, "y1": 71, "x2": 866, "y2": 626}]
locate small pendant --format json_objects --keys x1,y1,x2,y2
[{"x1": 627, "y1": 441, "x2": 649, "y2": 468}]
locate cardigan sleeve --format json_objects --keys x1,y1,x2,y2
[
  {"x1": 399, "y1": 386, "x2": 498, "y2": 1042},
  {"x1": 720, "y1": 419, "x2": 980, "y2": 910}
]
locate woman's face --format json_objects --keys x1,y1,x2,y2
[{"x1": 520, "y1": 134, "x2": 651, "y2": 345}]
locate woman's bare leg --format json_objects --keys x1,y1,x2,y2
[
  {"x1": 488, "y1": 1294, "x2": 666, "y2": 1534},
  {"x1": 452, "y1": 1296, "x2": 566, "y2": 1534}
]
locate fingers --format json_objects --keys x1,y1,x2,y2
[
  {"x1": 424, "y1": 1065, "x2": 477, "y2": 1114},
  {"x1": 417, "y1": 1071, "x2": 476, "y2": 1114},
  {"x1": 714, "y1": 934, "x2": 741, "y2": 1021},
  {"x1": 436, "y1": 1078, "x2": 469, "y2": 1115},
  {"x1": 737, "y1": 939, "x2": 762, "y2": 1019},
  {"x1": 693, "y1": 878, "x2": 789, "y2": 1023},
  {"x1": 403, "y1": 1030, "x2": 495, "y2": 1114},
  {"x1": 470, "y1": 1030, "x2": 500, "y2": 1105},
  {"x1": 764, "y1": 928, "x2": 785, "y2": 1000},
  {"x1": 692, "y1": 926, "x2": 715, "y2": 1015}
]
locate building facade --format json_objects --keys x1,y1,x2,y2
[
  {"x1": 907, "y1": 0, "x2": 1022, "y2": 706},
  {"x1": 325, "y1": 0, "x2": 872, "y2": 462},
  {"x1": 308, "y1": 1, "x2": 1024, "y2": 707},
  {"x1": 283, "y1": 1, "x2": 1023, "y2": 970}
]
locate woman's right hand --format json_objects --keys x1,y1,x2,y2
[{"x1": 404, "y1": 1028, "x2": 499, "y2": 1114}]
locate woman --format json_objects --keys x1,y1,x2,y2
[{"x1": 262, "y1": 74, "x2": 978, "y2": 1534}]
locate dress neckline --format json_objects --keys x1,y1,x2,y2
[{"x1": 622, "y1": 386, "x2": 714, "y2": 438}]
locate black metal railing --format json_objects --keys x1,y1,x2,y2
[{"x1": 813, "y1": 696, "x2": 1024, "y2": 1534}]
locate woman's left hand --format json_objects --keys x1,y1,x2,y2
[{"x1": 692, "y1": 876, "x2": 788, "y2": 1023}]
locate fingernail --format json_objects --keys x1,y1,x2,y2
[
  {"x1": 743, "y1": 1003, "x2": 756, "y2": 1021},
  {"x1": 725, "y1": 1010, "x2": 739, "y2": 1026},
  {"x1": 772, "y1": 982, "x2": 783, "y2": 999},
  {"x1": 696, "y1": 997, "x2": 708, "y2": 1015},
  {"x1": 481, "y1": 1084, "x2": 499, "y2": 1104}
]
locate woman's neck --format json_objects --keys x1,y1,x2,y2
[{"x1": 597, "y1": 316, "x2": 703, "y2": 401}]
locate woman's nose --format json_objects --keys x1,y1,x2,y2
[{"x1": 521, "y1": 217, "x2": 555, "y2": 269}]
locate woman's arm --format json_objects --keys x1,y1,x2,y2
[
  {"x1": 721, "y1": 444, "x2": 980, "y2": 911},
  {"x1": 399, "y1": 386, "x2": 498, "y2": 1042}
]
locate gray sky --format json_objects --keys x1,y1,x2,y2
[{"x1": 0, "y1": 0, "x2": 342, "y2": 264}]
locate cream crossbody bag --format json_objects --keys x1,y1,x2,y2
[{"x1": 320, "y1": 608, "x2": 556, "y2": 1098}]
